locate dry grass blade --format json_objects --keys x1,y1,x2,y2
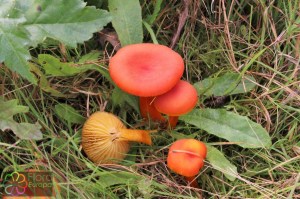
[{"x1": 170, "y1": 0, "x2": 190, "y2": 49}]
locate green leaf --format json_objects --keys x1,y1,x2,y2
[
  {"x1": 78, "y1": 50, "x2": 101, "y2": 64},
  {"x1": 0, "y1": 0, "x2": 111, "y2": 83},
  {"x1": 108, "y1": 0, "x2": 143, "y2": 46},
  {"x1": 180, "y1": 109, "x2": 272, "y2": 148},
  {"x1": 194, "y1": 73, "x2": 256, "y2": 96},
  {"x1": 96, "y1": 170, "x2": 167, "y2": 192},
  {"x1": 112, "y1": 87, "x2": 140, "y2": 113},
  {"x1": 0, "y1": 99, "x2": 42, "y2": 140},
  {"x1": 38, "y1": 53, "x2": 111, "y2": 80},
  {"x1": 206, "y1": 145, "x2": 237, "y2": 181},
  {"x1": 0, "y1": 99, "x2": 28, "y2": 117},
  {"x1": 5, "y1": 121, "x2": 42, "y2": 140},
  {"x1": 54, "y1": 104, "x2": 85, "y2": 124},
  {"x1": 0, "y1": 0, "x2": 36, "y2": 83},
  {"x1": 97, "y1": 171, "x2": 142, "y2": 188},
  {"x1": 38, "y1": 54, "x2": 90, "y2": 76},
  {"x1": 29, "y1": 63, "x2": 69, "y2": 97},
  {"x1": 24, "y1": 0, "x2": 112, "y2": 48}
]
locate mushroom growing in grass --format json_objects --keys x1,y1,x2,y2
[
  {"x1": 109, "y1": 43, "x2": 184, "y2": 122},
  {"x1": 81, "y1": 112, "x2": 155, "y2": 164},
  {"x1": 154, "y1": 80, "x2": 198, "y2": 128},
  {"x1": 167, "y1": 139, "x2": 207, "y2": 188}
]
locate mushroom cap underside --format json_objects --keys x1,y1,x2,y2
[{"x1": 81, "y1": 112, "x2": 130, "y2": 164}]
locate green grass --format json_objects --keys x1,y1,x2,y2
[{"x1": 1, "y1": 0, "x2": 300, "y2": 198}]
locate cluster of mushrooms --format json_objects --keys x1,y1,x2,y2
[
  {"x1": 81, "y1": 43, "x2": 207, "y2": 187},
  {"x1": 110, "y1": 43, "x2": 198, "y2": 128}
]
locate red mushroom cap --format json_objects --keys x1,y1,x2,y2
[
  {"x1": 154, "y1": 80, "x2": 198, "y2": 116},
  {"x1": 109, "y1": 43, "x2": 184, "y2": 97},
  {"x1": 167, "y1": 139, "x2": 207, "y2": 177}
]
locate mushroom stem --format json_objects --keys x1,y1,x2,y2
[
  {"x1": 185, "y1": 176, "x2": 199, "y2": 188},
  {"x1": 168, "y1": 116, "x2": 179, "y2": 129},
  {"x1": 118, "y1": 128, "x2": 155, "y2": 145},
  {"x1": 139, "y1": 97, "x2": 165, "y2": 122}
]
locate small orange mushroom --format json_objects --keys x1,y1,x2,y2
[
  {"x1": 81, "y1": 112, "x2": 155, "y2": 164},
  {"x1": 154, "y1": 80, "x2": 198, "y2": 128},
  {"x1": 167, "y1": 139, "x2": 207, "y2": 188}
]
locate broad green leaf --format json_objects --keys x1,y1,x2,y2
[
  {"x1": 112, "y1": 87, "x2": 140, "y2": 113},
  {"x1": 0, "y1": 0, "x2": 36, "y2": 83},
  {"x1": 24, "y1": 0, "x2": 112, "y2": 48},
  {"x1": 108, "y1": 0, "x2": 143, "y2": 46},
  {"x1": 38, "y1": 53, "x2": 111, "y2": 80},
  {"x1": 38, "y1": 54, "x2": 90, "y2": 76},
  {"x1": 194, "y1": 73, "x2": 256, "y2": 96},
  {"x1": 0, "y1": 0, "x2": 111, "y2": 83},
  {"x1": 54, "y1": 104, "x2": 85, "y2": 124},
  {"x1": 0, "y1": 99, "x2": 42, "y2": 140},
  {"x1": 4, "y1": 121, "x2": 42, "y2": 140},
  {"x1": 0, "y1": 99, "x2": 28, "y2": 117},
  {"x1": 206, "y1": 145, "x2": 237, "y2": 181},
  {"x1": 34, "y1": 53, "x2": 110, "y2": 97},
  {"x1": 180, "y1": 109, "x2": 272, "y2": 148}
]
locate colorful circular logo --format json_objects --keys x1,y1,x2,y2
[{"x1": 4, "y1": 172, "x2": 28, "y2": 196}]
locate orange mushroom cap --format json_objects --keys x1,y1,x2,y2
[
  {"x1": 109, "y1": 43, "x2": 184, "y2": 97},
  {"x1": 167, "y1": 139, "x2": 207, "y2": 177},
  {"x1": 154, "y1": 80, "x2": 198, "y2": 116}
]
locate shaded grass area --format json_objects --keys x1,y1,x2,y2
[{"x1": 1, "y1": 0, "x2": 300, "y2": 198}]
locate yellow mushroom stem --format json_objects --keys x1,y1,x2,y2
[{"x1": 117, "y1": 128, "x2": 156, "y2": 145}]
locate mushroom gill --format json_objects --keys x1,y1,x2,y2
[{"x1": 82, "y1": 112, "x2": 153, "y2": 164}]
